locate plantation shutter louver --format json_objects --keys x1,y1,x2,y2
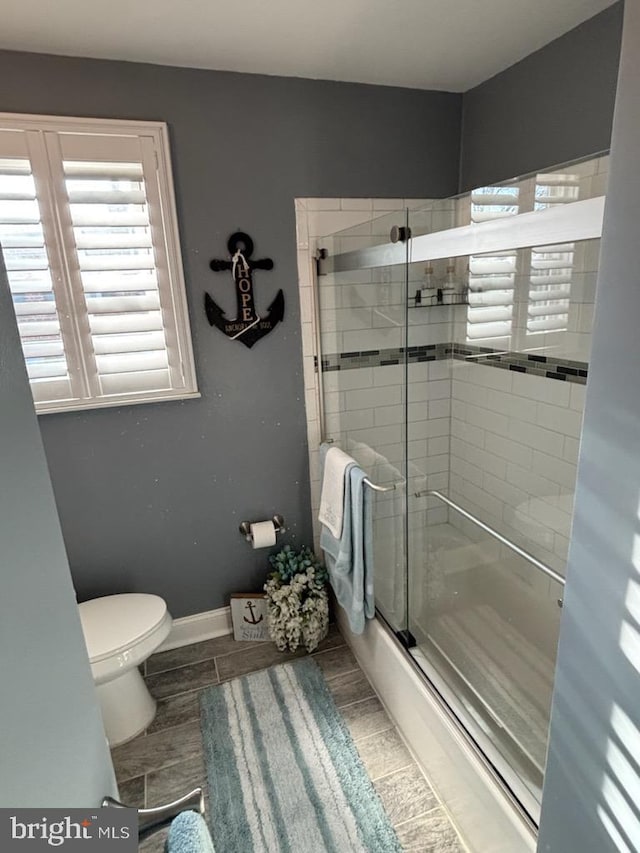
[
  {"x1": 0, "y1": 131, "x2": 76, "y2": 405},
  {"x1": 0, "y1": 117, "x2": 197, "y2": 413},
  {"x1": 466, "y1": 186, "x2": 520, "y2": 343},
  {"x1": 527, "y1": 172, "x2": 580, "y2": 336}
]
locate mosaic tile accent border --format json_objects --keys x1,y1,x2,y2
[
  {"x1": 316, "y1": 343, "x2": 588, "y2": 384},
  {"x1": 449, "y1": 343, "x2": 588, "y2": 382}
]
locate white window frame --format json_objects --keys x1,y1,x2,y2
[{"x1": 0, "y1": 112, "x2": 199, "y2": 414}]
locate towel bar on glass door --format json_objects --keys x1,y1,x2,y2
[
  {"x1": 320, "y1": 440, "x2": 399, "y2": 493},
  {"x1": 363, "y1": 478, "x2": 396, "y2": 493},
  {"x1": 422, "y1": 489, "x2": 566, "y2": 587}
]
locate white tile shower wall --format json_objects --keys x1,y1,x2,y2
[
  {"x1": 298, "y1": 196, "x2": 452, "y2": 633},
  {"x1": 295, "y1": 197, "x2": 435, "y2": 556},
  {"x1": 296, "y1": 197, "x2": 382, "y2": 533},
  {"x1": 448, "y1": 361, "x2": 585, "y2": 594},
  {"x1": 297, "y1": 196, "x2": 592, "y2": 639}
]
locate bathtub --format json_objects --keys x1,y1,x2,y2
[{"x1": 336, "y1": 608, "x2": 537, "y2": 852}]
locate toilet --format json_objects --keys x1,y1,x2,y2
[{"x1": 79, "y1": 593, "x2": 173, "y2": 747}]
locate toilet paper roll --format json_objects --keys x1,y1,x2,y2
[{"x1": 250, "y1": 520, "x2": 277, "y2": 549}]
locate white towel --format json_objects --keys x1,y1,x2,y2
[{"x1": 318, "y1": 445, "x2": 354, "y2": 539}]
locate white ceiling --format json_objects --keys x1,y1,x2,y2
[{"x1": 0, "y1": 0, "x2": 616, "y2": 92}]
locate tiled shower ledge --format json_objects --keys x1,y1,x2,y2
[{"x1": 316, "y1": 342, "x2": 588, "y2": 385}]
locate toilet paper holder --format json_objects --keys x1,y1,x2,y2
[{"x1": 239, "y1": 514, "x2": 286, "y2": 544}]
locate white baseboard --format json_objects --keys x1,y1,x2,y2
[
  {"x1": 336, "y1": 609, "x2": 536, "y2": 853},
  {"x1": 158, "y1": 606, "x2": 232, "y2": 651}
]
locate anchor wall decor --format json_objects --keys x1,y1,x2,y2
[{"x1": 205, "y1": 231, "x2": 285, "y2": 348}]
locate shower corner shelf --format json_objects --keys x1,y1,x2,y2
[{"x1": 409, "y1": 290, "x2": 468, "y2": 308}]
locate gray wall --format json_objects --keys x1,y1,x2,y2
[
  {"x1": 459, "y1": 2, "x2": 623, "y2": 191},
  {"x1": 0, "y1": 51, "x2": 461, "y2": 616},
  {"x1": 538, "y1": 1, "x2": 640, "y2": 850},
  {"x1": 0, "y1": 259, "x2": 116, "y2": 806}
]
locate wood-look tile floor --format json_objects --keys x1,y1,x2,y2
[{"x1": 111, "y1": 625, "x2": 466, "y2": 852}]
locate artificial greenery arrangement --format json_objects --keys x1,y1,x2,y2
[{"x1": 264, "y1": 545, "x2": 330, "y2": 652}]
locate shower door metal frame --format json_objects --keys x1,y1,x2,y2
[{"x1": 317, "y1": 195, "x2": 605, "y2": 275}]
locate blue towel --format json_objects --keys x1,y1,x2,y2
[
  {"x1": 319, "y1": 443, "x2": 374, "y2": 634},
  {"x1": 165, "y1": 811, "x2": 215, "y2": 853}
]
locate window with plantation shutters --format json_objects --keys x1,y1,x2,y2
[
  {"x1": 466, "y1": 185, "x2": 520, "y2": 344},
  {"x1": 527, "y1": 171, "x2": 579, "y2": 336},
  {"x1": 464, "y1": 172, "x2": 583, "y2": 347},
  {"x1": 0, "y1": 115, "x2": 198, "y2": 413}
]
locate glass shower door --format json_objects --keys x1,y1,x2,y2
[
  {"x1": 312, "y1": 153, "x2": 604, "y2": 827},
  {"x1": 405, "y1": 171, "x2": 601, "y2": 818},
  {"x1": 316, "y1": 209, "x2": 410, "y2": 635},
  {"x1": 407, "y1": 495, "x2": 564, "y2": 814}
]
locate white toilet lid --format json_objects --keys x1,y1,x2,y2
[{"x1": 79, "y1": 593, "x2": 168, "y2": 662}]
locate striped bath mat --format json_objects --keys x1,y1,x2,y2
[{"x1": 199, "y1": 658, "x2": 402, "y2": 853}]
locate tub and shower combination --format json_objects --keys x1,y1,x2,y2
[{"x1": 298, "y1": 154, "x2": 607, "y2": 851}]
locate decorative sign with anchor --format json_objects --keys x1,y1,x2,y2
[
  {"x1": 230, "y1": 593, "x2": 269, "y2": 642},
  {"x1": 205, "y1": 231, "x2": 285, "y2": 348}
]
